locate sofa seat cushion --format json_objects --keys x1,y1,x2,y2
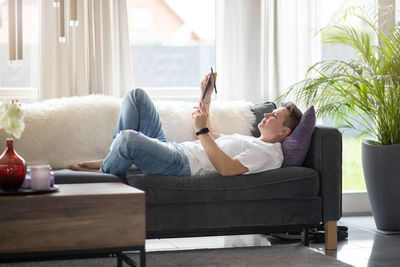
[
  {"x1": 54, "y1": 169, "x2": 125, "y2": 184},
  {"x1": 126, "y1": 167, "x2": 319, "y2": 204}
]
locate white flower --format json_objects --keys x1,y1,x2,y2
[{"x1": 0, "y1": 100, "x2": 25, "y2": 139}]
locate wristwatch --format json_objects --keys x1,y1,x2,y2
[{"x1": 196, "y1": 128, "x2": 209, "y2": 136}]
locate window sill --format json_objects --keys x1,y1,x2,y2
[
  {"x1": 144, "y1": 87, "x2": 199, "y2": 100},
  {"x1": 0, "y1": 87, "x2": 37, "y2": 100},
  {"x1": 0, "y1": 87, "x2": 201, "y2": 102}
]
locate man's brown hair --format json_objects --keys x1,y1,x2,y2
[{"x1": 281, "y1": 102, "x2": 302, "y2": 133}]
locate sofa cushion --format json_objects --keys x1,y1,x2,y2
[
  {"x1": 54, "y1": 169, "x2": 125, "y2": 184},
  {"x1": 251, "y1": 102, "x2": 276, "y2": 137},
  {"x1": 282, "y1": 106, "x2": 316, "y2": 167},
  {"x1": 126, "y1": 167, "x2": 319, "y2": 204}
]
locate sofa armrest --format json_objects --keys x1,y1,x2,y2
[{"x1": 302, "y1": 126, "x2": 342, "y2": 222}]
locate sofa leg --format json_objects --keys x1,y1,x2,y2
[
  {"x1": 301, "y1": 227, "x2": 309, "y2": 246},
  {"x1": 325, "y1": 221, "x2": 337, "y2": 250}
]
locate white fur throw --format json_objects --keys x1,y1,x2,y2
[{"x1": 0, "y1": 95, "x2": 256, "y2": 169}]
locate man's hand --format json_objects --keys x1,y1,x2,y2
[
  {"x1": 200, "y1": 72, "x2": 217, "y2": 104},
  {"x1": 192, "y1": 99, "x2": 209, "y2": 131}
]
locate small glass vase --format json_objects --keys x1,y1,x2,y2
[{"x1": 0, "y1": 138, "x2": 27, "y2": 191}]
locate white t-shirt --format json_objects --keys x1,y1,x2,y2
[{"x1": 178, "y1": 134, "x2": 283, "y2": 176}]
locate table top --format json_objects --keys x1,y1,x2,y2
[
  {"x1": 53, "y1": 183, "x2": 144, "y2": 196},
  {"x1": 1, "y1": 183, "x2": 144, "y2": 199}
]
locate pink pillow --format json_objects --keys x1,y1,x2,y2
[{"x1": 281, "y1": 106, "x2": 316, "y2": 167}]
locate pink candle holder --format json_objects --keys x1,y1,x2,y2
[{"x1": 30, "y1": 165, "x2": 51, "y2": 190}]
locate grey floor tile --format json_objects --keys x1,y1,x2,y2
[
  {"x1": 336, "y1": 247, "x2": 372, "y2": 267},
  {"x1": 146, "y1": 239, "x2": 178, "y2": 251}
]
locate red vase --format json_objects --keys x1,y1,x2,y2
[{"x1": 0, "y1": 138, "x2": 27, "y2": 191}]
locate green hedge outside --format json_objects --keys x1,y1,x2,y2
[{"x1": 342, "y1": 137, "x2": 366, "y2": 191}]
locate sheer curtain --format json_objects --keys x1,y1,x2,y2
[
  {"x1": 216, "y1": 0, "x2": 321, "y2": 103},
  {"x1": 39, "y1": 0, "x2": 132, "y2": 100}
]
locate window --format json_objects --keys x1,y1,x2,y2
[
  {"x1": 0, "y1": 0, "x2": 38, "y2": 102},
  {"x1": 126, "y1": 0, "x2": 216, "y2": 101},
  {"x1": 396, "y1": 0, "x2": 400, "y2": 23}
]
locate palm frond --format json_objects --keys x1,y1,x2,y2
[{"x1": 276, "y1": 6, "x2": 400, "y2": 145}]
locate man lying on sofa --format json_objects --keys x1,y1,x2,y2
[{"x1": 69, "y1": 72, "x2": 303, "y2": 177}]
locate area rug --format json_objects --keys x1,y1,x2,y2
[{"x1": 0, "y1": 245, "x2": 352, "y2": 267}]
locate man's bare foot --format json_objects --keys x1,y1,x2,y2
[
  {"x1": 68, "y1": 159, "x2": 103, "y2": 173},
  {"x1": 68, "y1": 163, "x2": 99, "y2": 172},
  {"x1": 78, "y1": 160, "x2": 103, "y2": 170}
]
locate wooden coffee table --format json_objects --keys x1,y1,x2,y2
[{"x1": 0, "y1": 183, "x2": 145, "y2": 266}]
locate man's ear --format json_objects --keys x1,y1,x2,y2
[{"x1": 281, "y1": 127, "x2": 291, "y2": 137}]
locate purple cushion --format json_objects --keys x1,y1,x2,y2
[{"x1": 282, "y1": 106, "x2": 316, "y2": 167}]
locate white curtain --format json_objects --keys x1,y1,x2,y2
[
  {"x1": 216, "y1": 0, "x2": 321, "y2": 103},
  {"x1": 39, "y1": 0, "x2": 133, "y2": 100}
]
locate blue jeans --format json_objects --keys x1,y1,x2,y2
[{"x1": 101, "y1": 89, "x2": 191, "y2": 177}]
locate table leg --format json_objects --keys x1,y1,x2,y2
[
  {"x1": 117, "y1": 255, "x2": 123, "y2": 267},
  {"x1": 118, "y1": 252, "x2": 144, "y2": 267},
  {"x1": 140, "y1": 248, "x2": 146, "y2": 267}
]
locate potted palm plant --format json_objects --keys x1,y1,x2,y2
[{"x1": 279, "y1": 7, "x2": 400, "y2": 231}]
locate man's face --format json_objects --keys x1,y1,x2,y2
[{"x1": 258, "y1": 107, "x2": 291, "y2": 143}]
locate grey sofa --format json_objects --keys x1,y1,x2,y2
[{"x1": 54, "y1": 103, "x2": 342, "y2": 250}]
